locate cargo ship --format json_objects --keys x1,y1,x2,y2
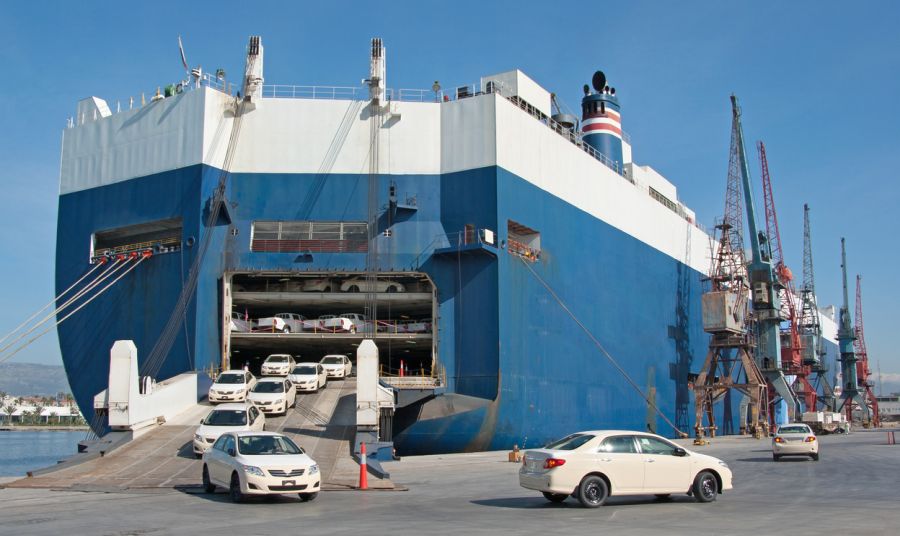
[{"x1": 55, "y1": 37, "x2": 840, "y2": 454}]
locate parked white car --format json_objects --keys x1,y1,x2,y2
[
  {"x1": 323, "y1": 313, "x2": 368, "y2": 333},
  {"x1": 193, "y1": 403, "x2": 266, "y2": 456},
  {"x1": 208, "y1": 370, "x2": 258, "y2": 403},
  {"x1": 340, "y1": 278, "x2": 405, "y2": 293},
  {"x1": 288, "y1": 363, "x2": 328, "y2": 392},
  {"x1": 320, "y1": 355, "x2": 353, "y2": 379},
  {"x1": 404, "y1": 318, "x2": 432, "y2": 333},
  {"x1": 315, "y1": 315, "x2": 336, "y2": 331},
  {"x1": 248, "y1": 378, "x2": 297, "y2": 416},
  {"x1": 261, "y1": 354, "x2": 296, "y2": 376},
  {"x1": 519, "y1": 431, "x2": 733, "y2": 507},
  {"x1": 202, "y1": 431, "x2": 320, "y2": 503},
  {"x1": 301, "y1": 278, "x2": 337, "y2": 292},
  {"x1": 772, "y1": 423, "x2": 819, "y2": 461},
  {"x1": 230, "y1": 311, "x2": 255, "y2": 333},
  {"x1": 257, "y1": 313, "x2": 305, "y2": 333}
]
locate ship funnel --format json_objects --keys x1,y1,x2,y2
[{"x1": 581, "y1": 69, "x2": 623, "y2": 170}]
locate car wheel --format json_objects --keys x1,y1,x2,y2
[
  {"x1": 283, "y1": 326, "x2": 291, "y2": 334},
  {"x1": 202, "y1": 465, "x2": 216, "y2": 493},
  {"x1": 654, "y1": 494, "x2": 671, "y2": 500},
  {"x1": 386, "y1": 286, "x2": 397, "y2": 293},
  {"x1": 773, "y1": 454, "x2": 781, "y2": 462},
  {"x1": 692, "y1": 471, "x2": 718, "y2": 503},
  {"x1": 299, "y1": 492, "x2": 318, "y2": 502},
  {"x1": 350, "y1": 326, "x2": 357, "y2": 334},
  {"x1": 576, "y1": 475, "x2": 609, "y2": 508},
  {"x1": 542, "y1": 492, "x2": 567, "y2": 503},
  {"x1": 811, "y1": 453, "x2": 819, "y2": 461},
  {"x1": 229, "y1": 472, "x2": 244, "y2": 503},
  {"x1": 324, "y1": 287, "x2": 331, "y2": 292},
  {"x1": 348, "y1": 285, "x2": 360, "y2": 292},
  {"x1": 195, "y1": 453, "x2": 202, "y2": 459}
]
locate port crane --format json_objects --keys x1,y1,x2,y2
[
  {"x1": 854, "y1": 275, "x2": 879, "y2": 426},
  {"x1": 758, "y1": 142, "x2": 817, "y2": 413},
  {"x1": 693, "y1": 96, "x2": 769, "y2": 441},
  {"x1": 836, "y1": 239, "x2": 872, "y2": 425},
  {"x1": 798, "y1": 204, "x2": 835, "y2": 409}
]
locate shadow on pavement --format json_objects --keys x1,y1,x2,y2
[{"x1": 470, "y1": 495, "x2": 696, "y2": 509}]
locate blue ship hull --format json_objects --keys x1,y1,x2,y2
[{"x1": 56, "y1": 163, "x2": 839, "y2": 453}]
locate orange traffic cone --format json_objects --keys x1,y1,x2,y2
[{"x1": 359, "y1": 442, "x2": 368, "y2": 490}]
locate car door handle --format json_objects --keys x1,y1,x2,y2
[
  {"x1": 598, "y1": 458, "x2": 612, "y2": 462},
  {"x1": 646, "y1": 459, "x2": 656, "y2": 463}
]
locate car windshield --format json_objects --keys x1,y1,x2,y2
[
  {"x1": 779, "y1": 426, "x2": 810, "y2": 434},
  {"x1": 203, "y1": 410, "x2": 247, "y2": 426},
  {"x1": 238, "y1": 435, "x2": 303, "y2": 455},
  {"x1": 321, "y1": 356, "x2": 343, "y2": 364},
  {"x1": 267, "y1": 356, "x2": 289, "y2": 363},
  {"x1": 216, "y1": 373, "x2": 244, "y2": 384},
  {"x1": 293, "y1": 366, "x2": 317, "y2": 375},
  {"x1": 544, "y1": 433, "x2": 595, "y2": 450},
  {"x1": 253, "y1": 382, "x2": 285, "y2": 393}
]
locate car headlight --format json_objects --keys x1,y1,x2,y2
[
  {"x1": 194, "y1": 434, "x2": 203, "y2": 442},
  {"x1": 242, "y1": 465, "x2": 265, "y2": 477},
  {"x1": 308, "y1": 464, "x2": 319, "y2": 475}
]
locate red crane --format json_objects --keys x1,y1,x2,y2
[
  {"x1": 758, "y1": 141, "x2": 817, "y2": 412},
  {"x1": 854, "y1": 275, "x2": 879, "y2": 426}
]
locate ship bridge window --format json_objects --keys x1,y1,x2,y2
[
  {"x1": 649, "y1": 187, "x2": 678, "y2": 213},
  {"x1": 251, "y1": 221, "x2": 368, "y2": 253},
  {"x1": 507, "y1": 220, "x2": 540, "y2": 262},
  {"x1": 91, "y1": 217, "x2": 182, "y2": 262}
]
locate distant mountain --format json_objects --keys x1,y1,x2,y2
[{"x1": 0, "y1": 363, "x2": 71, "y2": 397}]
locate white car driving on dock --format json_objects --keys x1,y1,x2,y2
[
  {"x1": 319, "y1": 354, "x2": 353, "y2": 379},
  {"x1": 288, "y1": 363, "x2": 328, "y2": 392},
  {"x1": 208, "y1": 370, "x2": 257, "y2": 403},
  {"x1": 519, "y1": 431, "x2": 733, "y2": 507},
  {"x1": 772, "y1": 423, "x2": 819, "y2": 461},
  {"x1": 248, "y1": 378, "x2": 297, "y2": 416},
  {"x1": 202, "y1": 431, "x2": 320, "y2": 503},
  {"x1": 260, "y1": 354, "x2": 296, "y2": 376},
  {"x1": 192, "y1": 403, "x2": 266, "y2": 456}
]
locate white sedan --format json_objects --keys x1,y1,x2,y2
[
  {"x1": 261, "y1": 354, "x2": 296, "y2": 376},
  {"x1": 519, "y1": 431, "x2": 733, "y2": 507},
  {"x1": 192, "y1": 403, "x2": 266, "y2": 456},
  {"x1": 202, "y1": 431, "x2": 320, "y2": 503},
  {"x1": 340, "y1": 278, "x2": 405, "y2": 293},
  {"x1": 320, "y1": 355, "x2": 353, "y2": 379},
  {"x1": 248, "y1": 378, "x2": 297, "y2": 416},
  {"x1": 208, "y1": 370, "x2": 257, "y2": 403},
  {"x1": 772, "y1": 423, "x2": 819, "y2": 461},
  {"x1": 288, "y1": 363, "x2": 328, "y2": 392}
]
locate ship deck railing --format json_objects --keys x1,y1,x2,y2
[{"x1": 262, "y1": 85, "x2": 437, "y2": 102}]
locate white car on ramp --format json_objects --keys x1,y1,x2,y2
[
  {"x1": 519, "y1": 431, "x2": 733, "y2": 507},
  {"x1": 202, "y1": 431, "x2": 320, "y2": 503},
  {"x1": 193, "y1": 403, "x2": 266, "y2": 456},
  {"x1": 288, "y1": 363, "x2": 328, "y2": 392},
  {"x1": 260, "y1": 354, "x2": 296, "y2": 376},
  {"x1": 320, "y1": 354, "x2": 353, "y2": 379},
  {"x1": 208, "y1": 370, "x2": 257, "y2": 403},
  {"x1": 248, "y1": 378, "x2": 297, "y2": 416}
]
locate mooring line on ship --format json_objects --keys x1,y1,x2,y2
[
  {"x1": 0, "y1": 258, "x2": 128, "y2": 358},
  {"x1": 0, "y1": 261, "x2": 104, "y2": 347},
  {"x1": 517, "y1": 256, "x2": 687, "y2": 437},
  {"x1": 0, "y1": 255, "x2": 147, "y2": 366}
]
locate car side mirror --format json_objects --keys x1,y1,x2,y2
[
  {"x1": 227, "y1": 448, "x2": 236, "y2": 457},
  {"x1": 673, "y1": 447, "x2": 687, "y2": 457}
]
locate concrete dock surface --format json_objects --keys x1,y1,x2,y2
[{"x1": 1, "y1": 429, "x2": 898, "y2": 535}]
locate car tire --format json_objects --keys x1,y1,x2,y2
[
  {"x1": 386, "y1": 286, "x2": 397, "y2": 293},
  {"x1": 324, "y1": 287, "x2": 331, "y2": 292},
  {"x1": 299, "y1": 492, "x2": 318, "y2": 502},
  {"x1": 773, "y1": 454, "x2": 781, "y2": 462},
  {"x1": 542, "y1": 492, "x2": 567, "y2": 503},
  {"x1": 229, "y1": 472, "x2": 244, "y2": 503},
  {"x1": 350, "y1": 326, "x2": 357, "y2": 334},
  {"x1": 348, "y1": 285, "x2": 360, "y2": 292},
  {"x1": 576, "y1": 475, "x2": 609, "y2": 508},
  {"x1": 283, "y1": 326, "x2": 291, "y2": 334},
  {"x1": 195, "y1": 453, "x2": 202, "y2": 459},
  {"x1": 202, "y1": 465, "x2": 216, "y2": 493},
  {"x1": 811, "y1": 453, "x2": 819, "y2": 461},
  {"x1": 692, "y1": 471, "x2": 718, "y2": 503}
]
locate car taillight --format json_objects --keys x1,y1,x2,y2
[
  {"x1": 543, "y1": 458, "x2": 566, "y2": 469},
  {"x1": 774, "y1": 437, "x2": 785, "y2": 443},
  {"x1": 804, "y1": 436, "x2": 816, "y2": 443}
]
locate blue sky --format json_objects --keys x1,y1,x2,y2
[{"x1": 1, "y1": 1, "x2": 898, "y2": 390}]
